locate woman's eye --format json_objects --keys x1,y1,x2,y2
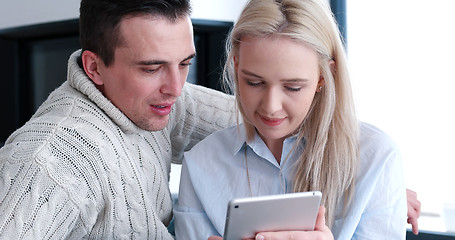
[
  {"x1": 285, "y1": 86, "x2": 302, "y2": 92},
  {"x1": 246, "y1": 80, "x2": 262, "y2": 86}
]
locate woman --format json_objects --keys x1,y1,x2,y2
[{"x1": 174, "y1": 0, "x2": 407, "y2": 239}]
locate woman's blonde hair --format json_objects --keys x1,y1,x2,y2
[{"x1": 223, "y1": 0, "x2": 359, "y2": 227}]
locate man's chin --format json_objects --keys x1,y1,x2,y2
[{"x1": 136, "y1": 117, "x2": 169, "y2": 132}]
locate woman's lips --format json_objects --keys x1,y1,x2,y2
[{"x1": 260, "y1": 115, "x2": 285, "y2": 126}]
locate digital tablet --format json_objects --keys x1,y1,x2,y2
[{"x1": 223, "y1": 191, "x2": 322, "y2": 240}]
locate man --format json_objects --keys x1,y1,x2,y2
[{"x1": 0, "y1": 0, "x2": 235, "y2": 239}]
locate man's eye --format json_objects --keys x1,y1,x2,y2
[{"x1": 143, "y1": 68, "x2": 159, "y2": 74}]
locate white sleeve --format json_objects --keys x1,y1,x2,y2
[{"x1": 354, "y1": 149, "x2": 407, "y2": 239}]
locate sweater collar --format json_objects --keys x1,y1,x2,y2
[{"x1": 67, "y1": 49, "x2": 140, "y2": 133}]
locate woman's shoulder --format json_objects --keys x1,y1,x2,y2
[{"x1": 359, "y1": 122, "x2": 398, "y2": 152}]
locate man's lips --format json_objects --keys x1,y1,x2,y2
[{"x1": 150, "y1": 102, "x2": 174, "y2": 116}]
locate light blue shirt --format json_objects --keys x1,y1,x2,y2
[{"x1": 174, "y1": 122, "x2": 407, "y2": 239}]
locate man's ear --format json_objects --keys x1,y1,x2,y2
[{"x1": 81, "y1": 50, "x2": 104, "y2": 86}]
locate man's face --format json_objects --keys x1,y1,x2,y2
[{"x1": 96, "y1": 15, "x2": 195, "y2": 131}]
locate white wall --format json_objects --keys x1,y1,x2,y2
[
  {"x1": 347, "y1": 1, "x2": 455, "y2": 231},
  {"x1": 0, "y1": 0, "x2": 248, "y2": 30},
  {"x1": 0, "y1": 0, "x2": 81, "y2": 29}
]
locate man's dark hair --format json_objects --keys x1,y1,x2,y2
[{"x1": 79, "y1": 0, "x2": 191, "y2": 66}]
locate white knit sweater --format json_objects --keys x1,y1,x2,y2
[{"x1": 0, "y1": 50, "x2": 236, "y2": 239}]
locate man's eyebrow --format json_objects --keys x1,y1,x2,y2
[
  {"x1": 136, "y1": 59, "x2": 166, "y2": 65},
  {"x1": 182, "y1": 53, "x2": 196, "y2": 62},
  {"x1": 135, "y1": 53, "x2": 196, "y2": 66}
]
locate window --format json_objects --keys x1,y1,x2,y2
[{"x1": 347, "y1": 0, "x2": 455, "y2": 232}]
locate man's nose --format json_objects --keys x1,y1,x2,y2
[{"x1": 161, "y1": 67, "x2": 184, "y2": 97}]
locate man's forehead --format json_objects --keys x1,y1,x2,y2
[{"x1": 114, "y1": 15, "x2": 195, "y2": 65}]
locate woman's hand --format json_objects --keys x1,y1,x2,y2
[
  {"x1": 253, "y1": 206, "x2": 334, "y2": 240},
  {"x1": 208, "y1": 237, "x2": 222, "y2": 240}
]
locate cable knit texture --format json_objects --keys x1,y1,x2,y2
[{"x1": 0, "y1": 50, "x2": 236, "y2": 239}]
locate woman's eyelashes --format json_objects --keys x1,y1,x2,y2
[
  {"x1": 285, "y1": 86, "x2": 302, "y2": 92},
  {"x1": 246, "y1": 80, "x2": 303, "y2": 92},
  {"x1": 246, "y1": 80, "x2": 263, "y2": 86}
]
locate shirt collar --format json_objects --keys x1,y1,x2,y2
[
  {"x1": 232, "y1": 123, "x2": 300, "y2": 167},
  {"x1": 232, "y1": 124, "x2": 247, "y2": 154}
]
